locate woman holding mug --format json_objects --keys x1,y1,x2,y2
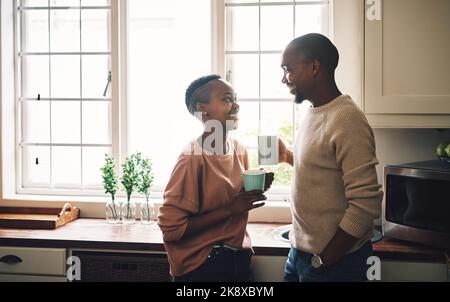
[{"x1": 158, "y1": 75, "x2": 274, "y2": 282}]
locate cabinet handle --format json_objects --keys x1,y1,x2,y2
[{"x1": 0, "y1": 255, "x2": 23, "y2": 264}]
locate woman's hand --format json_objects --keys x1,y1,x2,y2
[
  {"x1": 278, "y1": 138, "x2": 293, "y2": 166},
  {"x1": 228, "y1": 190, "x2": 267, "y2": 216},
  {"x1": 264, "y1": 172, "x2": 275, "y2": 192}
]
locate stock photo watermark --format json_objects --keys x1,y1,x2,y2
[
  {"x1": 67, "y1": 256, "x2": 81, "y2": 282},
  {"x1": 367, "y1": 256, "x2": 382, "y2": 281}
]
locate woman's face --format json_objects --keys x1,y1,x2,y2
[{"x1": 197, "y1": 79, "x2": 240, "y2": 130}]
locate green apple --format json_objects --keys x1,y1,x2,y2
[
  {"x1": 436, "y1": 142, "x2": 447, "y2": 157},
  {"x1": 445, "y1": 143, "x2": 450, "y2": 158}
]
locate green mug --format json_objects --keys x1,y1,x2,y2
[{"x1": 243, "y1": 170, "x2": 266, "y2": 192}]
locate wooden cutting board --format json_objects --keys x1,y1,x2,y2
[{"x1": 0, "y1": 203, "x2": 80, "y2": 230}]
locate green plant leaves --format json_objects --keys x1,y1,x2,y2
[
  {"x1": 101, "y1": 152, "x2": 154, "y2": 200},
  {"x1": 100, "y1": 154, "x2": 119, "y2": 198}
]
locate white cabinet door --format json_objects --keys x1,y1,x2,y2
[
  {"x1": 0, "y1": 274, "x2": 67, "y2": 282},
  {"x1": 252, "y1": 256, "x2": 287, "y2": 282},
  {"x1": 0, "y1": 247, "x2": 66, "y2": 276},
  {"x1": 365, "y1": 0, "x2": 450, "y2": 116},
  {"x1": 381, "y1": 261, "x2": 448, "y2": 282}
]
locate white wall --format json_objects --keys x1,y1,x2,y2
[{"x1": 374, "y1": 129, "x2": 450, "y2": 184}]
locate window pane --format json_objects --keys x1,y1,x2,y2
[
  {"x1": 82, "y1": 55, "x2": 110, "y2": 98},
  {"x1": 81, "y1": 0, "x2": 110, "y2": 6},
  {"x1": 261, "y1": 54, "x2": 292, "y2": 99},
  {"x1": 52, "y1": 146, "x2": 81, "y2": 188},
  {"x1": 260, "y1": 6, "x2": 293, "y2": 51},
  {"x1": 226, "y1": 6, "x2": 259, "y2": 51},
  {"x1": 226, "y1": 54, "x2": 259, "y2": 99},
  {"x1": 82, "y1": 147, "x2": 111, "y2": 190},
  {"x1": 50, "y1": 9, "x2": 80, "y2": 52},
  {"x1": 22, "y1": 146, "x2": 51, "y2": 188},
  {"x1": 22, "y1": 10, "x2": 49, "y2": 53},
  {"x1": 295, "y1": 4, "x2": 329, "y2": 37},
  {"x1": 246, "y1": 147, "x2": 294, "y2": 190},
  {"x1": 51, "y1": 55, "x2": 80, "y2": 98},
  {"x1": 22, "y1": 0, "x2": 48, "y2": 7},
  {"x1": 234, "y1": 102, "x2": 259, "y2": 149},
  {"x1": 226, "y1": 0, "x2": 258, "y2": 3},
  {"x1": 22, "y1": 101, "x2": 50, "y2": 143},
  {"x1": 264, "y1": 160, "x2": 293, "y2": 188},
  {"x1": 82, "y1": 102, "x2": 111, "y2": 144},
  {"x1": 128, "y1": 0, "x2": 210, "y2": 188},
  {"x1": 295, "y1": 101, "x2": 311, "y2": 134},
  {"x1": 81, "y1": 9, "x2": 110, "y2": 52},
  {"x1": 247, "y1": 148, "x2": 259, "y2": 170},
  {"x1": 51, "y1": 101, "x2": 81, "y2": 144},
  {"x1": 260, "y1": 102, "x2": 293, "y2": 146},
  {"x1": 22, "y1": 55, "x2": 49, "y2": 98}
]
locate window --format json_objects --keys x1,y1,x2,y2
[
  {"x1": 7, "y1": 0, "x2": 331, "y2": 199},
  {"x1": 225, "y1": 0, "x2": 331, "y2": 196},
  {"x1": 127, "y1": 0, "x2": 211, "y2": 193}
]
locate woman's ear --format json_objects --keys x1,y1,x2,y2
[{"x1": 196, "y1": 103, "x2": 207, "y2": 114}]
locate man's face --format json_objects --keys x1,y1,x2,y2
[{"x1": 281, "y1": 48, "x2": 313, "y2": 104}]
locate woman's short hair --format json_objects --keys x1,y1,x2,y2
[{"x1": 185, "y1": 74, "x2": 221, "y2": 115}]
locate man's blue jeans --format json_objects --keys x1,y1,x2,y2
[{"x1": 284, "y1": 241, "x2": 373, "y2": 282}]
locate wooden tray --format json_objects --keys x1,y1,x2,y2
[{"x1": 0, "y1": 203, "x2": 80, "y2": 230}]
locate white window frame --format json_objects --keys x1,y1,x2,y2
[
  {"x1": 15, "y1": 0, "x2": 116, "y2": 197},
  {"x1": 1, "y1": 0, "x2": 346, "y2": 222}
]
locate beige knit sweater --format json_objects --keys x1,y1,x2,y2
[{"x1": 291, "y1": 94, "x2": 383, "y2": 254}]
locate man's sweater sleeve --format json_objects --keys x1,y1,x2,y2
[{"x1": 330, "y1": 108, "x2": 383, "y2": 238}]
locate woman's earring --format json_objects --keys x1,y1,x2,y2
[{"x1": 203, "y1": 111, "x2": 207, "y2": 116}]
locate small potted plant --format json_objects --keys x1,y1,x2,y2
[
  {"x1": 120, "y1": 152, "x2": 141, "y2": 224},
  {"x1": 138, "y1": 156, "x2": 155, "y2": 224},
  {"x1": 101, "y1": 154, "x2": 120, "y2": 224}
]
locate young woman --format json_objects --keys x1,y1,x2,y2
[{"x1": 158, "y1": 75, "x2": 274, "y2": 282}]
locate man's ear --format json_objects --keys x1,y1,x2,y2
[{"x1": 312, "y1": 59, "x2": 321, "y2": 77}]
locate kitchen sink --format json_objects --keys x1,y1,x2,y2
[{"x1": 272, "y1": 225, "x2": 383, "y2": 243}]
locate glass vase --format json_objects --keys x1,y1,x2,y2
[
  {"x1": 106, "y1": 198, "x2": 121, "y2": 224},
  {"x1": 141, "y1": 199, "x2": 157, "y2": 225},
  {"x1": 121, "y1": 198, "x2": 136, "y2": 224}
]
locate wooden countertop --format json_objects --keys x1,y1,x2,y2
[
  {"x1": 0, "y1": 219, "x2": 448, "y2": 263},
  {"x1": 0, "y1": 219, "x2": 290, "y2": 256}
]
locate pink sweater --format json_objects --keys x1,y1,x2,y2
[{"x1": 158, "y1": 138, "x2": 251, "y2": 277}]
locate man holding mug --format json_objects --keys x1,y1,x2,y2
[{"x1": 277, "y1": 33, "x2": 383, "y2": 282}]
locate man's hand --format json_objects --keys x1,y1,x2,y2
[
  {"x1": 278, "y1": 139, "x2": 293, "y2": 166},
  {"x1": 319, "y1": 228, "x2": 359, "y2": 267},
  {"x1": 227, "y1": 190, "x2": 267, "y2": 216}
]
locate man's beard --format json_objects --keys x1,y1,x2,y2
[{"x1": 294, "y1": 89, "x2": 307, "y2": 104}]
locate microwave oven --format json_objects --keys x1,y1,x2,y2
[{"x1": 383, "y1": 160, "x2": 450, "y2": 250}]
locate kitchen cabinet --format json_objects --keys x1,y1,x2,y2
[
  {"x1": 70, "y1": 249, "x2": 171, "y2": 282},
  {"x1": 364, "y1": 0, "x2": 450, "y2": 128},
  {"x1": 252, "y1": 256, "x2": 288, "y2": 282},
  {"x1": 0, "y1": 247, "x2": 67, "y2": 282},
  {"x1": 381, "y1": 261, "x2": 448, "y2": 282}
]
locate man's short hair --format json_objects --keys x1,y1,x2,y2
[
  {"x1": 289, "y1": 33, "x2": 339, "y2": 75},
  {"x1": 185, "y1": 74, "x2": 221, "y2": 115}
]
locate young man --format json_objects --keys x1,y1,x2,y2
[{"x1": 278, "y1": 33, "x2": 383, "y2": 282}]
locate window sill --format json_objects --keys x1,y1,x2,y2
[{"x1": 0, "y1": 194, "x2": 292, "y2": 223}]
